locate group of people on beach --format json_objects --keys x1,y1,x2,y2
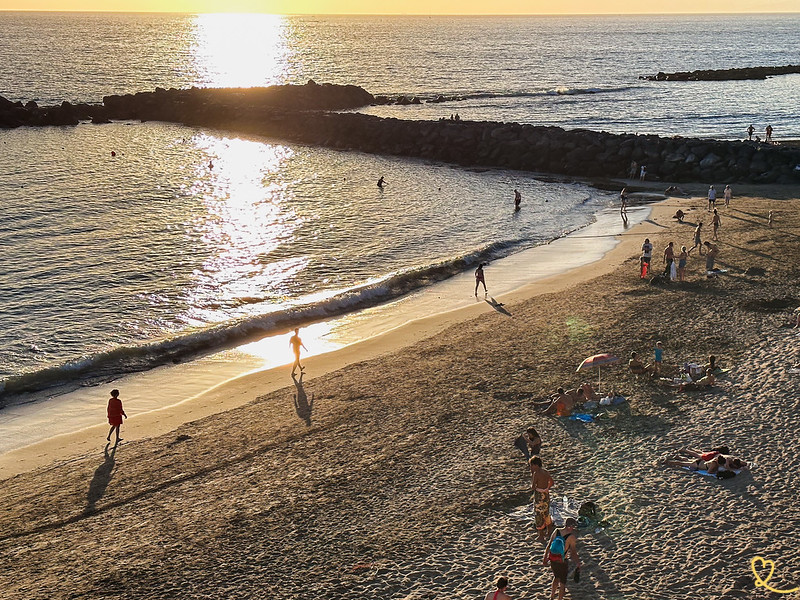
[
  {"x1": 639, "y1": 186, "x2": 729, "y2": 281},
  {"x1": 517, "y1": 433, "x2": 581, "y2": 600},
  {"x1": 747, "y1": 123, "x2": 774, "y2": 143}
]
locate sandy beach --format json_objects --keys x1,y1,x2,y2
[{"x1": 2, "y1": 185, "x2": 800, "y2": 600}]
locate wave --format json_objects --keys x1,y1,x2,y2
[{"x1": 0, "y1": 236, "x2": 544, "y2": 402}]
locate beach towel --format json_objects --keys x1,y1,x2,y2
[
  {"x1": 670, "y1": 261, "x2": 677, "y2": 281},
  {"x1": 682, "y1": 467, "x2": 743, "y2": 478},
  {"x1": 569, "y1": 413, "x2": 594, "y2": 423},
  {"x1": 508, "y1": 496, "x2": 579, "y2": 527}
]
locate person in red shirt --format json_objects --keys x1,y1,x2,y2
[{"x1": 106, "y1": 389, "x2": 127, "y2": 445}]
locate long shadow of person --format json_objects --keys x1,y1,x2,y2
[
  {"x1": 291, "y1": 370, "x2": 314, "y2": 426},
  {"x1": 84, "y1": 443, "x2": 116, "y2": 514}
]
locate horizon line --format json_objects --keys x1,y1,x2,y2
[{"x1": 1, "y1": 9, "x2": 799, "y2": 15}]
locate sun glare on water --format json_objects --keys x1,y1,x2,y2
[{"x1": 191, "y1": 13, "x2": 291, "y2": 88}]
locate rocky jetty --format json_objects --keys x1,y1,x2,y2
[
  {"x1": 3, "y1": 83, "x2": 800, "y2": 184},
  {"x1": 641, "y1": 64, "x2": 800, "y2": 81},
  {"x1": 0, "y1": 81, "x2": 374, "y2": 129}
]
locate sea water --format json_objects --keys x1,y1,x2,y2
[{"x1": 1, "y1": 12, "x2": 798, "y2": 403}]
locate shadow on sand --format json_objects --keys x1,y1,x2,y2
[
  {"x1": 486, "y1": 297, "x2": 512, "y2": 316},
  {"x1": 84, "y1": 443, "x2": 116, "y2": 514},
  {"x1": 292, "y1": 370, "x2": 314, "y2": 426}
]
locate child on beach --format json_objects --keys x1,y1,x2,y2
[
  {"x1": 106, "y1": 389, "x2": 127, "y2": 445},
  {"x1": 677, "y1": 246, "x2": 688, "y2": 281},
  {"x1": 653, "y1": 342, "x2": 664, "y2": 375}
]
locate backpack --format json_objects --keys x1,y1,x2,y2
[{"x1": 548, "y1": 531, "x2": 571, "y2": 562}]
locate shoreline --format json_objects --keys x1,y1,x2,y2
[
  {"x1": 0, "y1": 202, "x2": 657, "y2": 479},
  {"x1": 2, "y1": 190, "x2": 799, "y2": 599}
]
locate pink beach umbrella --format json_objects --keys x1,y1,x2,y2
[{"x1": 576, "y1": 353, "x2": 620, "y2": 387}]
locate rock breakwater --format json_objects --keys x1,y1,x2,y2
[{"x1": 3, "y1": 84, "x2": 800, "y2": 184}]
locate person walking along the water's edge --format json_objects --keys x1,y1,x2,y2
[
  {"x1": 514, "y1": 189, "x2": 522, "y2": 211},
  {"x1": 475, "y1": 263, "x2": 488, "y2": 296},
  {"x1": 289, "y1": 328, "x2": 307, "y2": 376},
  {"x1": 106, "y1": 389, "x2": 127, "y2": 445}
]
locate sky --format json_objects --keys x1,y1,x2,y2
[{"x1": 0, "y1": 0, "x2": 797, "y2": 13}]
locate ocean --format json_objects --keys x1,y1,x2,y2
[{"x1": 1, "y1": 12, "x2": 799, "y2": 402}]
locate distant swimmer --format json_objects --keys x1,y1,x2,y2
[
  {"x1": 289, "y1": 328, "x2": 307, "y2": 376},
  {"x1": 106, "y1": 389, "x2": 127, "y2": 446},
  {"x1": 110, "y1": 151, "x2": 116, "y2": 157},
  {"x1": 475, "y1": 263, "x2": 488, "y2": 296},
  {"x1": 514, "y1": 189, "x2": 522, "y2": 211},
  {"x1": 377, "y1": 176, "x2": 386, "y2": 189}
]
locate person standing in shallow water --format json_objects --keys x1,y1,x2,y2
[
  {"x1": 474, "y1": 263, "x2": 487, "y2": 296},
  {"x1": 514, "y1": 189, "x2": 522, "y2": 211},
  {"x1": 289, "y1": 328, "x2": 307, "y2": 376},
  {"x1": 106, "y1": 389, "x2": 126, "y2": 445},
  {"x1": 747, "y1": 124, "x2": 755, "y2": 140},
  {"x1": 377, "y1": 176, "x2": 386, "y2": 189}
]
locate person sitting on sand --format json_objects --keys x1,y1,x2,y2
[
  {"x1": 533, "y1": 388, "x2": 566, "y2": 414},
  {"x1": 703, "y1": 355, "x2": 717, "y2": 373},
  {"x1": 672, "y1": 209, "x2": 685, "y2": 223},
  {"x1": 580, "y1": 382, "x2": 598, "y2": 401},
  {"x1": 535, "y1": 388, "x2": 576, "y2": 416},
  {"x1": 484, "y1": 576, "x2": 512, "y2": 600},
  {"x1": 529, "y1": 456, "x2": 555, "y2": 542},
  {"x1": 628, "y1": 351, "x2": 652, "y2": 375},
  {"x1": 679, "y1": 368, "x2": 715, "y2": 391}
]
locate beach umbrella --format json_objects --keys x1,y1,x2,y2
[{"x1": 576, "y1": 353, "x2": 620, "y2": 387}]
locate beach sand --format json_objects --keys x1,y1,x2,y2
[{"x1": 1, "y1": 187, "x2": 799, "y2": 599}]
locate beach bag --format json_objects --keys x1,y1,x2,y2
[
  {"x1": 548, "y1": 532, "x2": 566, "y2": 562},
  {"x1": 578, "y1": 501, "x2": 597, "y2": 519}
]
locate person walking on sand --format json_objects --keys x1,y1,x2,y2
[
  {"x1": 707, "y1": 186, "x2": 716, "y2": 211},
  {"x1": 530, "y1": 456, "x2": 555, "y2": 542},
  {"x1": 514, "y1": 189, "x2": 522, "y2": 211},
  {"x1": 629, "y1": 160, "x2": 638, "y2": 179},
  {"x1": 688, "y1": 222, "x2": 704, "y2": 256},
  {"x1": 677, "y1": 245, "x2": 688, "y2": 281},
  {"x1": 712, "y1": 209, "x2": 721, "y2": 240},
  {"x1": 484, "y1": 576, "x2": 513, "y2": 600},
  {"x1": 289, "y1": 328, "x2": 307, "y2": 376},
  {"x1": 543, "y1": 517, "x2": 581, "y2": 600},
  {"x1": 723, "y1": 184, "x2": 732, "y2": 207},
  {"x1": 747, "y1": 124, "x2": 755, "y2": 140},
  {"x1": 106, "y1": 389, "x2": 127, "y2": 445},
  {"x1": 475, "y1": 263, "x2": 487, "y2": 296}
]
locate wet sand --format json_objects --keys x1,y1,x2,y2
[{"x1": 1, "y1": 188, "x2": 799, "y2": 600}]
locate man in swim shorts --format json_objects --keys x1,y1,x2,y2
[
  {"x1": 529, "y1": 456, "x2": 555, "y2": 542},
  {"x1": 543, "y1": 517, "x2": 580, "y2": 600},
  {"x1": 289, "y1": 328, "x2": 307, "y2": 376}
]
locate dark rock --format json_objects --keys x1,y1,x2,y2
[{"x1": 641, "y1": 64, "x2": 800, "y2": 81}]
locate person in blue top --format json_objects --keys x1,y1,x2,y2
[{"x1": 654, "y1": 341, "x2": 664, "y2": 376}]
